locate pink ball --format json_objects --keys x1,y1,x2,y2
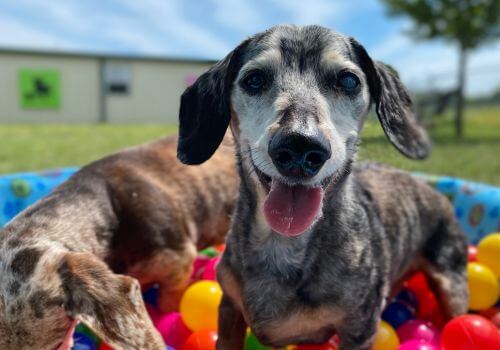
[
  {"x1": 192, "y1": 256, "x2": 211, "y2": 281},
  {"x1": 201, "y1": 256, "x2": 220, "y2": 281},
  {"x1": 398, "y1": 340, "x2": 440, "y2": 350},
  {"x1": 397, "y1": 320, "x2": 440, "y2": 345},
  {"x1": 155, "y1": 311, "x2": 192, "y2": 348}
]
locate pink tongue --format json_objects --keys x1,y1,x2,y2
[{"x1": 263, "y1": 181, "x2": 323, "y2": 236}]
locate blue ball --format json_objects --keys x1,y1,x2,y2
[
  {"x1": 395, "y1": 289, "x2": 419, "y2": 310},
  {"x1": 72, "y1": 332, "x2": 97, "y2": 350},
  {"x1": 381, "y1": 301, "x2": 415, "y2": 329},
  {"x1": 143, "y1": 284, "x2": 159, "y2": 307}
]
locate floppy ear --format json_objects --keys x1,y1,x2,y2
[
  {"x1": 350, "y1": 38, "x2": 431, "y2": 159},
  {"x1": 58, "y1": 252, "x2": 164, "y2": 350},
  {"x1": 177, "y1": 39, "x2": 250, "y2": 165}
]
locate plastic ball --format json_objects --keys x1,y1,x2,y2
[
  {"x1": 441, "y1": 315, "x2": 500, "y2": 350},
  {"x1": 192, "y1": 256, "x2": 212, "y2": 281},
  {"x1": 146, "y1": 303, "x2": 161, "y2": 323},
  {"x1": 214, "y1": 244, "x2": 226, "y2": 253},
  {"x1": 72, "y1": 331, "x2": 98, "y2": 350},
  {"x1": 199, "y1": 247, "x2": 219, "y2": 258},
  {"x1": 98, "y1": 343, "x2": 113, "y2": 350},
  {"x1": 74, "y1": 324, "x2": 100, "y2": 345},
  {"x1": 201, "y1": 256, "x2": 220, "y2": 281},
  {"x1": 155, "y1": 312, "x2": 192, "y2": 349},
  {"x1": 404, "y1": 272, "x2": 430, "y2": 296},
  {"x1": 180, "y1": 281, "x2": 223, "y2": 331},
  {"x1": 373, "y1": 321, "x2": 400, "y2": 350},
  {"x1": 142, "y1": 284, "x2": 159, "y2": 307},
  {"x1": 295, "y1": 336, "x2": 339, "y2": 350},
  {"x1": 395, "y1": 289, "x2": 419, "y2": 311},
  {"x1": 477, "y1": 233, "x2": 500, "y2": 277},
  {"x1": 412, "y1": 290, "x2": 446, "y2": 329},
  {"x1": 467, "y1": 262, "x2": 499, "y2": 310},
  {"x1": 398, "y1": 340, "x2": 440, "y2": 350},
  {"x1": 396, "y1": 320, "x2": 440, "y2": 345},
  {"x1": 182, "y1": 329, "x2": 218, "y2": 350},
  {"x1": 382, "y1": 302, "x2": 415, "y2": 329},
  {"x1": 468, "y1": 245, "x2": 478, "y2": 262},
  {"x1": 244, "y1": 332, "x2": 273, "y2": 350},
  {"x1": 480, "y1": 307, "x2": 500, "y2": 328}
]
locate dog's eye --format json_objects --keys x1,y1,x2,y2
[
  {"x1": 337, "y1": 72, "x2": 360, "y2": 91},
  {"x1": 241, "y1": 71, "x2": 267, "y2": 94}
]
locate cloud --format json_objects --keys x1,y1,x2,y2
[
  {"x1": 371, "y1": 31, "x2": 500, "y2": 96},
  {"x1": 0, "y1": 15, "x2": 74, "y2": 50}
]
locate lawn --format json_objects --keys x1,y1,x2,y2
[{"x1": 0, "y1": 105, "x2": 499, "y2": 185}]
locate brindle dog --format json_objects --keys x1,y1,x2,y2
[
  {"x1": 0, "y1": 135, "x2": 238, "y2": 350},
  {"x1": 177, "y1": 25, "x2": 468, "y2": 350}
]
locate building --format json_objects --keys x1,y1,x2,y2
[{"x1": 0, "y1": 48, "x2": 215, "y2": 124}]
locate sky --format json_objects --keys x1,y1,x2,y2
[{"x1": 0, "y1": 0, "x2": 499, "y2": 96}]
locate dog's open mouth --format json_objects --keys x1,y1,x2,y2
[
  {"x1": 264, "y1": 181, "x2": 324, "y2": 236},
  {"x1": 251, "y1": 158, "x2": 325, "y2": 237}
]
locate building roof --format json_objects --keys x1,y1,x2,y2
[{"x1": 0, "y1": 47, "x2": 218, "y2": 65}]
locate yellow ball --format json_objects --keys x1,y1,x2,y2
[
  {"x1": 179, "y1": 280, "x2": 223, "y2": 331},
  {"x1": 467, "y1": 262, "x2": 499, "y2": 311},
  {"x1": 477, "y1": 233, "x2": 500, "y2": 278},
  {"x1": 372, "y1": 321, "x2": 399, "y2": 350}
]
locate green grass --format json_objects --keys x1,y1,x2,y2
[
  {"x1": 359, "y1": 105, "x2": 500, "y2": 185},
  {"x1": 0, "y1": 105, "x2": 498, "y2": 185}
]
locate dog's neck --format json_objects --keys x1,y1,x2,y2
[{"x1": 228, "y1": 157, "x2": 354, "y2": 281}]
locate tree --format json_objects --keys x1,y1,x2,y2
[{"x1": 381, "y1": 0, "x2": 500, "y2": 138}]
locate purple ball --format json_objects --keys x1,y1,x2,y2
[
  {"x1": 397, "y1": 320, "x2": 440, "y2": 345},
  {"x1": 398, "y1": 339, "x2": 440, "y2": 350}
]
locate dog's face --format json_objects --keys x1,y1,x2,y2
[
  {"x1": 0, "y1": 248, "x2": 164, "y2": 350},
  {"x1": 177, "y1": 25, "x2": 431, "y2": 236}
]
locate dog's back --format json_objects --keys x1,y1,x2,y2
[{"x1": 0, "y1": 134, "x2": 238, "y2": 349}]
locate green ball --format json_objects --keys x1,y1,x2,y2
[
  {"x1": 75, "y1": 323, "x2": 101, "y2": 345},
  {"x1": 244, "y1": 332, "x2": 272, "y2": 350},
  {"x1": 199, "y1": 247, "x2": 219, "y2": 258},
  {"x1": 11, "y1": 179, "x2": 31, "y2": 198}
]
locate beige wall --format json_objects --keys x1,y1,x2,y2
[
  {"x1": 0, "y1": 52, "x2": 214, "y2": 124},
  {"x1": 106, "y1": 60, "x2": 212, "y2": 124},
  {"x1": 0, "y1": 53, "x2": 100, "y2": 123}
]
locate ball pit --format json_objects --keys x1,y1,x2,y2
[{"x1": 65, "y1": 232, "x2": 500, "y2": 350}]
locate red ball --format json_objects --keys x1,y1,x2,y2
[
  {"x1": 468, "y1": 245, "x2": 478, "y2": 262},
  {"x1": 182, "y1": 329, "x2": 218, "y2": 350},
  {"x1": 296, "y1": 336, "x2": 339, "y2": 350},
  {"x1": 99, "y1": 343, "x2": 114, "y2": 350},
  {"x1": 441, "y1": 315, "x2": 500, "y2": 350},
  {"x1": 404, "y1": 272, "x2": 430, "y2": 297}
]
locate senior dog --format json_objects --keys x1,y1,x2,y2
[
  {"x1": 177, "y1": 25, "x2": 468, "y2": 350},
  {"x1": 0, "y1": 135, "x2": 238, "y2": 349}
]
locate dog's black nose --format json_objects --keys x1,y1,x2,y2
[{"x1": 268, "y1": 130, "x2": 331, "y2": 178}]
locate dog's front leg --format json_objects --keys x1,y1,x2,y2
[{"x1": 216, "y1": 294, "x2": 247, "y2": 350}]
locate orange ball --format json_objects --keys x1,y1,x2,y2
[
  {"x1": 180, "y1": 281, "x2": 223, "y2": 331},
  {"x1": 182, "y1": 329, "x2": 218, "y2": 350}
]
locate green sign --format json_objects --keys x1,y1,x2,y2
[{"x1": 19, "y1": 69, "x2": 61, "y2": 109}]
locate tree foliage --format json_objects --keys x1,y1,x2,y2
[{"x1": 382, "y1": 0, "x2": 500, "y2": 49}]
